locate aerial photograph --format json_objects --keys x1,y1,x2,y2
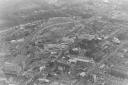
[{"x1": 1, "y1": 0, "x2": 128, "y2": 85}]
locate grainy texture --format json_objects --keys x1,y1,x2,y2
[{"x1": 1, "y1": 0, "x2": 128, "y2": 85}]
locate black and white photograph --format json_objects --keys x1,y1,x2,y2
[{"x1": 0, "y1": 0, "x2": 128, "y2": 85}]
